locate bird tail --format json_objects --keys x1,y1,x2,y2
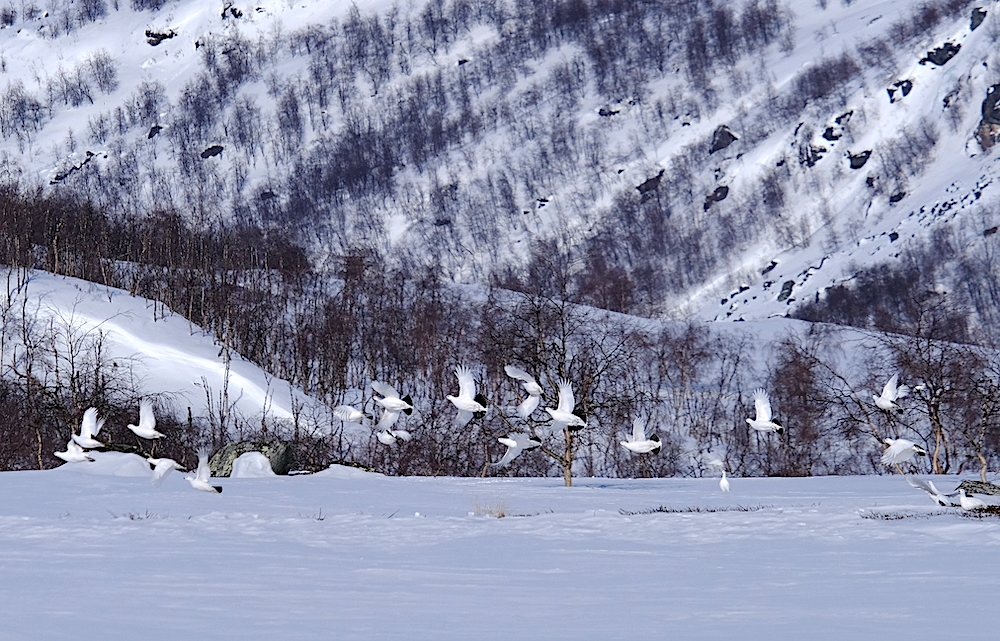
[
  {"x1": 402, "y1": 395, "x2": 413, "y2": 415},
  {"x1": 213, "y1": 485, "x2": 223, "y2": 493}
]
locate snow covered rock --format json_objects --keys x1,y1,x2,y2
[
  {"x1": 209, "y1": 441, "x2": 291, "y2": 477},
  {"x1": 956, "y1": 480, "x2": 1000, "y2": 496},
  {"x1": 230, "y1": 452, "x2": 276, "y2": 478},
  {"x1": 51, "y1": 451, "x2": 151, "y2": 477}
]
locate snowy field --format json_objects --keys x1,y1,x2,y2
[{"x1": 1, "y1": 463, "x2": 997, "y2": 640}]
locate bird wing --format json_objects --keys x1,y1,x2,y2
[
  {"x1": 927, "y1": 481, "x2": 960, "y2": 498},
  {"x1": 196, "y1": 452, "x2": 211, "y2": 483},
  {"x1": 880, "y1": 439, "x2": 910, "y2": 465},
  {"x1": 896, "y1": 383, "x2": 910, "y2": 400},
  {"x1": 504, "y1": 365, "x2": 536, "y2": 386},
  {"x1": 376, "y1": 409, "x2": 401, "y2": 430},
  {"x1": 390, "y1": 429, "x2": 412, "y2": 441},
  {"x1": 556, "y1": 379, "x2": 576, "y2": 413},
  {"x1": 906, "y1": 475, "x2": 933, "y2": 494},
  {"x1": 80, "y1": 407, "x2": 102, "y2": 438},
  {"x1": 333, "y1": 405, "x2": 359, "y2": 422},
  {"x1": 516, "y1": 394, "x2": 540, "y2": 419},
  {"x1": 371, "y1": 381, "x2": 399, "y2": 399},
  {"x1": 881, "y1": 374, "x2": 898, "y2": 401},
  {"x1": 151, "y1": 459, "x2": 176, "y2": 487},
  {"x1": 631, "y1": 418, "x2": 647, "y2": 443},
  {"x1": 139, "y1": 400, "x2": 156, "y2": 432},
  {"x1": 752, "y1": 389, "x2": 772, "y2": 423},
  {"x1": 495, "y1": 444, "x2": 520, "y2": 467},
  {"x1": 455, "y1": 409, "x2": 473, "y2": 428},
  {"x1": 455, "y1": 366, "x2": 476, "y2": 400}
]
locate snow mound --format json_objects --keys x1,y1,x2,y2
[
  {"x1": 51, "y1": 451, "x2": 151, "y2": 477},
  {"x1": 230, "y1": 452, "x2": 276, "y2": 478},
  {"x1": 314, "y1": 464, "x2": 383, "y2": 479}
]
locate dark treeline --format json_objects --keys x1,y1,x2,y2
[{"x1": 2, "y1": 186, "x2": 1000, "y2": 482}]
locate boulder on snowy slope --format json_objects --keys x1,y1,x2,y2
[
  {"x1": 210, "y1": 441, "x2": 290, "y2": 477},
  {"x1": 51, "y1": 451, "x2": 151, "y2": 477},
  {"x1": 709, "y1": 125, "x2": 738, "y2": 154},
  {"x1": 231, "y1": 452, "x2": 277, "y2": 478}
]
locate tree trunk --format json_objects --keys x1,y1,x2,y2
[{"x1": 562, "y1": 428, "x2": 573, "y2": 487}]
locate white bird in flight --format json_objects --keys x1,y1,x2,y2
[
  {"x1": 185, "y1": 451, "x2": 222, "y2": 493},
  {"x1": 720, "y1": 470, "x2": 730, "y2": 493},
  {"x1": 447, "y1": 366, "x2": 489, "y2": 427},
  {"x1": 905, "y1": 476, "x2": 956, "y2": 506},
  {"x1": 494, "y1": 433, "x2": 541, "y2": 467},
  {"x1": 72, "y1": 407, "x2": 105, "y2": 449},
  {"x1": 544, "y1": 379, "x2": 586, "y2": 431},
  {"x1": 333, "y1": 404, "x2": 367, "y2": 424},
  {"x1": 376, "y1": 427, "x2": 412, "y2": 445},
  {"x1": 959, "y1": 489, "x2": 987, "y2": 511},
  {"x1": 873, "y1": 373, "x2": 909, "y2": 413},
  {"x1": 54, "y1": 439, "x2": 93, "y2": 463},
  {"x1": 881, "y1": 438, "x2": 927, "y2": 466},
  {"x1": 746, "y1": 389, "x2": 783, "y2": 434},
  {"x1": 620, "y1": 418, "x2": 661, "y2": 454},
  {"x1": 127, "y1": 400, "x2": 164, "y2": 439},
  {"x1": 504, "y1": 365, "x2": 542, "y2": 419},
  {"x1": 148, "y1": 457, "x2": 184, "y2": 487},
  {"x1": 372, "y1": 381, "x2": 414, "y2": 415}
]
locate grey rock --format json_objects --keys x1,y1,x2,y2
[
  {"x1": 709, "y1": 125, "x2": 738, "y2": 154},
  {"x1": 957, "y1": 480, "x2": 1000, "y2": 496},
  {"x1": 971, "y1": 7, "x2": 987, "y2": 31},
  {"x1": 209, "y1": 440, "x2": 291, "y2": 477},
  {"x1": 848, "y1": 150, "x2": 871, "y2": 169}
]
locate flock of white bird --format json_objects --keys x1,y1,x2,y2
[
  {"x1": 49, "y1": 369, "x2": 996, "y2": 510},
  {"x1": 54, "y1": 401, "x2": 221, "y2": 493}
]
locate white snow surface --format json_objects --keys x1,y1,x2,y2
[{"x1": 2, "y1": 468, "x2": 997, "y2": 640}]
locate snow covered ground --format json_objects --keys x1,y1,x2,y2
[{"x1": 2, "y1": 463, "x2": 997, "y2": 640}]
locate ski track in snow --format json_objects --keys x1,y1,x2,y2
[{"x1": 1, "y1": 468, "x2": 997, "y2": 640}]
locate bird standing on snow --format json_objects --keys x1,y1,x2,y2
[
  {"x1": 127, "y1": 399, "x2": 164, "y2": 439},
  {"x1": 54, "y1": 440, "x2": 94, "y2": 463},
  {"x1": 185, "y1": 451, "x2": 222, "y2": 493},
  {"x1": 720, "y1": 470, "x2": 730, "y2": 493},
  {"x1": 959, "y1": 489, "x2": 987, "y2": 511},
  {"x1": 620, "y1": 418, "x2": 661, "y2": 454},
  {"x1": 746, "y1": 389, "x2": 784, "y2": 434},
  {"x1": 72, "y1": 407, "x2": 105, "y2": 449},
  {"x1": 873, "y1": 373, "x2": 909, "y2": 413},
  {"x1": 881, "y1": 438, "x2": 927, "y2": 466},
  {"x1": 905, "y1": 476, "x2": 956, "y2": 506},
  {"x1": 504, "y1": 365, "x2": 542, "y2": 419},
  {"x1": 494, "y1": 433, "x2": 541, "y2": 467},
  {"x1": 544, "y1": 379, "x2": 586, "y2": 431},
  {"x1": 447, "y1": 366, "x2": 489, "y2": 427},
  {"x1": 333, "y1": 404, "x2": 368, "y2": 425},
  {"x1": 148, "y1": 457, "x2": 184, "y2": 487}
]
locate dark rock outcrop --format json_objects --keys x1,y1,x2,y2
[
  {"x1": 920, "y1": 42, "x2": 960, "y2": 66},
  {"x1": 971, "y1": 7, "x2": 987, "y2": 31},
  {"x1": 636, "y1": 169, "x2": 664, "y2": 195},
  {"x1": 709, "y1": 125, "x2": 738, "y2": 154},
  {"x1": 976, "y1": 84, "x2": 1000, "y2": 150},
  {"x1": 889, "y1": 191, "x2": 906, "y2": 204},
  {"x1": 957, "y1": 480, "x2": 1000, "y2": 496},
  {"x1": 848, "y1": 150, "x2": 871, "y2": 169},
  {"x1": 800, "y1": 144, "x2": 826, "y2": 167},
  {"x1": 145, "y1": 29, "x2": 176, "y2": 46},
  {"x1": 703, "y1": 185, "x2": 729, "y2": 211},
  {"x1": 147, "y1": 125, "x2": 162, "y2": 139},
  {"x1": 209, "y1": 441, "x2": 291, "y2": 477},
  {"x1": 200, "y1": 145, "x2": 223, "y2": 158},
  {"x1": 777, "y1": 280, "x2": 795, "y2": 302}
]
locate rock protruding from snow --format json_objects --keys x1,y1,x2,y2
[
  {"x1": 230, "y1": 452, "x2": 277, "y2": 478},
  {"x1": 975, "y1": 85, "x2": 1000, "y2": 151},
  {"x1": 314, "y1": 463, "x2": 383, "y2": 479},
  {"x1": 920, "y1": 42, "x2": 960, "y2": 66},
  {"x1": 210, "y1": 441, "x2": 291, "y2": 477},
  {"x1": 956, "y1": 480, "x2": 1000, "y2": 496},
  {"x1": 709, "y1": 125, "x2": 738, "y2": 154},
  {"x1": 848, "y1": 151, "x2": 871, "y2": 169},
  {"x1": 971, "y1": 7, "x2": 987, "y2": 31}
]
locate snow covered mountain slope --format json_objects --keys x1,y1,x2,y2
[
  {"x1": 0, "y1": 0, "x2": 995, "y2": 324},
  {"x1": 2, "y1": 268, "x2": 316, "y2": 423}
]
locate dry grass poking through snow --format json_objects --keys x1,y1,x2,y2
[
  {"x1": 619, "y1": 505, "x2": 773, "y2": 516},
  {"x1": 474, "y1": 500, "x2": 508, "y2": 518}
]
